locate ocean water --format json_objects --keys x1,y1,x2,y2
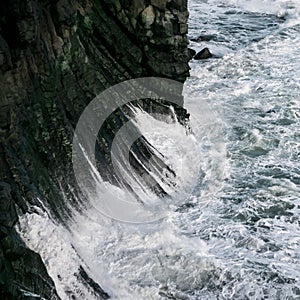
[{"x1": 17, "y1": 0, "x2": 300, "y2": 299}]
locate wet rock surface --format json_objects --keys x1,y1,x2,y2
[
  {"x1": 0, "y1": 0, "x2": 190, "y2": 298},
  {"x1": 188, "y1": 48, "x2": 197, "y2": 59},
  {"x1": 194, "y1": 47, "x2": 213, "y2": 60}
]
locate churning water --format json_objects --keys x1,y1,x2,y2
[{"x1": 18, "y1": 0, "x2": 300, "y2": 299}]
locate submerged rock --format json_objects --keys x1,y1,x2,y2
[
  {"x1": 191, "y1": 34, "x2": 217, "y2": 42},
  {"x1": 194, "y1": 47, "x2": 213, "y2": 60}
]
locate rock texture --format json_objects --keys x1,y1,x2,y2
[
  {"x1": 194, "y1": 47, "x2": 213, "y2": 60},
  {"x1": 0, "y1": 0, "x2": 190, "y2": 298}
]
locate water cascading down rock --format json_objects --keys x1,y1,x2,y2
[{"x1": 0, "y1": 0, "x2": 190, "y2": 298}]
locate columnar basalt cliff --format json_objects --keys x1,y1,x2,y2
[{"x1": 0, "y1": 0, "x2": 190, "y2": 298}]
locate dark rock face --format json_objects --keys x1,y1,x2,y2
[
  {"x1": 0, "y1": 182, "x2": 60, "y2": 299},
  {"x1": 194, "y1": 47, "x2": 213, "y2": 60},
  {"x1": 77, "y1": 266, "x2": 110, "y2": 299},
  {"x1": 0, "y1": 0, "x2": 190, "y2": 298},
  {"x1": 188, "y1": 48, "x2": 196, "y2": 59}
]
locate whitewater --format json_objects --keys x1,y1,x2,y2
[{"x1": 17, "y1": 0, "x2": 300, "y2": 299}]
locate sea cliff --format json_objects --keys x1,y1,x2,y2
[{"x1": 0, "y1": 0, "x2": 190, "y2": 298}]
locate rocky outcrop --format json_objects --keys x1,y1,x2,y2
[
  {"x1": 0, "y1": 0, "x2": 190, "y2": 298},
  {"x1": 0, "y1": 182, "x2": 60, "y2": 299},
  {"x1": 194, "y1": 47, "x2": 213, "y2": 60}
]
